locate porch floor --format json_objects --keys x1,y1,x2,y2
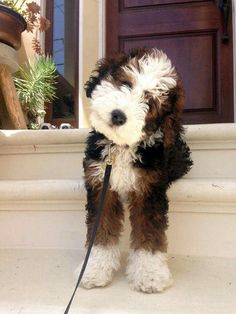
[{"x1": 0, "y1": 249, "x2": 235, "y2": 314}]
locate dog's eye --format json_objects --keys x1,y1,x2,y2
[{"x1": 120, "y1": 80, "x2": 132, "y2": 89}]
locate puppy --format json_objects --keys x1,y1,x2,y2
[{"x1": 77, "y1": 48, "x2": 192, "y2": 293}]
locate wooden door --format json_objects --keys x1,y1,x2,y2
[{"x1": 106, "y1": 0, "x2": 234, "y2": 124}]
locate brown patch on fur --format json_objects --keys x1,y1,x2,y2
[
  {"x1": 162, "y1": 116, "x2": 176, "y2": 147},
  {"x1": 135, "y1": 168, "x2": 162, "y2": 195},
  {"x1": 84, "y1": 159, "x2": 124, "y2": 247},
  {"x1": 128, "y1": 168, "x2": 168, "y2": 253},
  {"x1": 144, "y1": 96, "x2": 161, "y2": 136},
  {"x1": 161, "y1": 79, "x2": 185, "y2": 147},
  {"x1": 107, "y1": 67, "x2": 135, "y2": 90},
  {"x1": 85, "y1": 183, "x2": 124, "y2": 247},
  {"x1": 143, "y1": 78, "x2": 185, "y2": 146},
  {"x1": 128, "y1": 190, "x2": 168, "y2": 253},
  {"x1": 85, "y1": 47, "x2": 151, "y2": 98}
]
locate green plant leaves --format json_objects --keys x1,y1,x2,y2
[{"x1": 14, "y1": 55, "x2": 57, "y2": 116}]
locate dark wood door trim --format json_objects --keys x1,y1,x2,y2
[{"x1": 106, "y1": 1, "x2": 119, "y2": 56}]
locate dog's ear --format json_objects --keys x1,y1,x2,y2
[{"x1": 161, "y1": 79, "x2": 185, "y2": 147}]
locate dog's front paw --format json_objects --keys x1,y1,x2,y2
[
  {"x1": 126, "y1": 249, "x2": 173, "y2": 293},
  {"x1": 75, "y1": 245, "x2": 121, "y2": 289}
]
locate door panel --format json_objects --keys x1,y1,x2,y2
[
  {"x1": 106, "y1": 0, "x2": 234, "y2": 124},
  {"x1": 122, "y1": 32, "x2": 216, "y2": 112},
  {"x1": 122, "y1": 0, "x2": 204, "y2": 8}
]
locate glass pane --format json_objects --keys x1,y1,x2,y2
[
  {"x1": 53, "y1": 0, "x2": 65, "y2": 76},
  {"x1": 52, "y1": 0, "x2": 76, "y2": 119}
]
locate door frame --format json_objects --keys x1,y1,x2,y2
[
  {"x1": 233, "y1": 0, "x2": 236, "y2": 121},
  {"x1": 43, "y1": 0, "x2": 79, "y2": 128}
]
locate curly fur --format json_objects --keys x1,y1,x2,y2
[
  {"x1": 78, "y1": 48, "x2": 193, "y2": 293},
  {"x1": 126, "y1": 249, "x2": 173, "y2": 293}
]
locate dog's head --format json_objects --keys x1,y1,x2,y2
[{"x1": 85, "y1": 48, "x2": 184, "y2": 147}]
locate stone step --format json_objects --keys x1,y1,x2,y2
[
  {"x1": 0, "y1": 249, "x2": 235, "y2": 314},
  {"x1": 0, "y1": 178, "x2": 235, "y2": 258},
  {"x1": 0, "y1": 124, "x2": 236, "y2": 180},
  {"x1": 0, "y1": 124, "x2": 236, "y2": 257},
  {"x1": 0, "y1": 177, "x2": 235, "y2": 213}
]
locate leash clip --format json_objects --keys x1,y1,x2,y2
[{"x1": 106, "y1": 141, "x2": 113, "y2": 165}]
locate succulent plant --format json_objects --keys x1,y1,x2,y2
[{"x1": 14, "y1": 55, "x2": 57, "y2": 128}]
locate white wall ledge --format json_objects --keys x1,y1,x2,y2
[
  {"x1": 0, "y1": 123, "x2": 236, "y2": 146},
  {"x1": 0, "y1": 124, "x2": 235, "y2": 213},
  {"x1": 184, "y1": 123, "x2": 236, "y2": 141},
  {"x1": 0, "y1": 178, "x2": 235, "y2": 214},
  {"x1": 0, "y1": 180, "x2": 85, "y2": 201},
  {"x1": 0, "y1": 129, "x2": 89, "y2": 146}
]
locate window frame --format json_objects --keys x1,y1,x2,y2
[{"x1": 45, "y1": 0, "x2": 79, "y2": 128}]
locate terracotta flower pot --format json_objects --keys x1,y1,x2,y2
[{"x1": 0, "y1": 4, "x2": 27, "y2": 50}]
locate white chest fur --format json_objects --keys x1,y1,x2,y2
[
  {"x1": 91, "y1": 145, "x2": 138, "y2": 197},
  {"x1": 109, "y1": 146, "x2": 138, "y2": 196}
]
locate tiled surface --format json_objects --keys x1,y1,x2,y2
[{"x1": 0, "y1": 249, "x2": 235, "y2": 314}]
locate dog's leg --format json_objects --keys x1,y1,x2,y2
[
  {"x1": 76, "y1": 184, "x2": 124, "y2": 289},
  {"x1": 126, "y1": 190, "x2": 173, "y2": 293}
]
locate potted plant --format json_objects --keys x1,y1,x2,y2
[
  {"x1": 0, "y1": 2, "x2": 26, "y2": 50},
  {"x1": 13, "y1": 55, "x2": 57, "y2": 129},
  {"x1": 0, "y1": 0, "x2": 50, "y2": 53},
  {"x1": 0, "y1": 1, "x2": 54, "y2": 130}
]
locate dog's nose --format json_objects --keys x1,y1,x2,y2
[{"x1": 111, "y1": 109, "x2": 127, "y2": 126}]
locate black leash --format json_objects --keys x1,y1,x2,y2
[{"x1": 64, "y1": 143, "x2": 113, "y2": 314}]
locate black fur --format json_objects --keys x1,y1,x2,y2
[
  {"x1": 84, "y1": 130, "x2": 106, "y2": 161},
  {"x1": 85, "y1": 129, "x2": 192, "y2": 185}
]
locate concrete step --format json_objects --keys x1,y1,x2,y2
[
  {"x1": 0, "y1": 249, "x2": 235, "y2": 314},
  {"x1": 0, "y1": 124, "x2": 236, "y2": 180},
  {"x1": 0, "y1": 124, "x2": 236, "y2": 257},
  {"x1": 0, "y1": 177, "x2": 236, "y2": 212},
  {"x1": 0, "y1": 129, "x2": 86, "y2": 180},
  {"x1": 0, "y1": 178, "x2": 235, "y2": 258},
  {"x1": 0, "y1": 125, "x2": 235, "y2": 313}
]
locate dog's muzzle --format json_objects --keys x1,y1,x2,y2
[{"x1": 111, "y1": 109, "x2": 127, "y2": 126}]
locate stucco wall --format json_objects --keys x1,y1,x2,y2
[{"x1": 79, "y1": 0, "x2": 102, "y2": 128}]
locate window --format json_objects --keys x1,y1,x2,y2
[{"x1": 45, "y1": 0, "x2": 79, "y2": 127}]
